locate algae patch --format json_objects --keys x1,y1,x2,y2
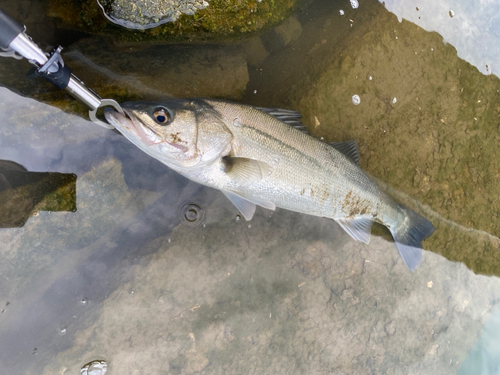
[
  {"x1": 97, "y1": 0, "x2": 210, "y2": 29},
  {"x1": 47, "y1": 0, "x2": 300, "y2": 44}
]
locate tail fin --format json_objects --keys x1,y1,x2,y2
[{"x1": 390, "y1": 206, "x2": 435, "y2": 271}]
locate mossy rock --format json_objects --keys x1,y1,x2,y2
[{"x1": 47, "y1": 0, "x2": 300, "y2": 44}]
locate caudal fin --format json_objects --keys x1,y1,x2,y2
[{"x1": 390, "y1": 206, "x2": 435, "y2": 271}]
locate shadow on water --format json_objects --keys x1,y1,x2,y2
[{"x1": 1, "y1": 0, "x2": 500, "y2": 373}]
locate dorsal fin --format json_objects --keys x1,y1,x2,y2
[
  {"x1": 329, "y1": 140, "x2": 360, "y2": 165},
  {"x1": 256, "y1": 106, "x2": 305, "y2": 131},
  {"x1": 256, "y1": 106, "x2": 359, "y2": 165}
]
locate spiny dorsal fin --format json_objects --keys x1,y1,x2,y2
[
  {"x1": 329, "y1": 140, "x2": 360, "y2": 165},
  {"x1": 256, "y1": 106, "x2": 359, "y2": 165},
  {"x1": 256, "y1": 106, "x2": 305, "y2": 131}
]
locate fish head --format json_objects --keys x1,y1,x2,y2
[{"x1": 104, "y1": 100, "x2": 232, "y2": 168}]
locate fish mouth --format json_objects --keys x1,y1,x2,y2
[{"x1": 104, "y1": 107, "x2": 188, "y2": 153}]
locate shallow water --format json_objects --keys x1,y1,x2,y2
[{"x1": 1, "y1": 0, "x2": 500, "y2": 374}]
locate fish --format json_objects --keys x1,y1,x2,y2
[{"x1": 104, "y1": 98, "x2": 435, "y2": 271}]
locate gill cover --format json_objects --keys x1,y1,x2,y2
[
  {"x1": 117, "y1": 100, "x2": 233, "y2": 168},
  {"x1": 193, "y1": 107, "x2": 233, "y2": 165}
]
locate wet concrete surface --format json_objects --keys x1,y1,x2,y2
[{"x1": 1, "y1": 0, "x2": 500, "y2": 373}]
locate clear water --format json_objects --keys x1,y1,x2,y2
[{"x1": 1, "y1": 0, "x2": 500, "y2": 374}]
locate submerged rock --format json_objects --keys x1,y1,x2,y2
[
  {"x1": 0, "y1": 163, "x2": 76, "y2": 228},
  {"x1": 261, "y1": 15, "x2": 302, "y2": 51},
  {"x1": 97, "y1": 0, "x2": 210, "y2": 30},
  {"x1": 62, "y1": 38, "x2": 249, "y2": 106},
  {"x1": 243, "y1": 36, "x2": 269, "y2": 67}
]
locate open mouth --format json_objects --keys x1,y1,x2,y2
[{"x1": 104, "y1": 108, "x2": 188, "y2": 152}]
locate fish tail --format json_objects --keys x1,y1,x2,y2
[{"x1": 389, "y1": 205, "x2": 435, "y2": 271}]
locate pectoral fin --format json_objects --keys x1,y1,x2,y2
[
  {"x1": 335, "y1": 218, "x2": 373, "y2": 244},
  {"x1": 223, "y1": 157, "x2": 270, "y2": 186},
  {"x1": 222, "y1": 190, "x2": 276, "y2": 221}
]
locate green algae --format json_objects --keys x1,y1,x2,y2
[{"x1": 47, "y1": 0, "x2": 300, "y2": 44}]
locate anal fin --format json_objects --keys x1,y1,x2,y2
[{"x1": 335, "y1": 218, "x2": 373, "y2": 244}]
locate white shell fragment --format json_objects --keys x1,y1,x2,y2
[
  {"x1": 352, "y1": 95, "x2": 361, "y2": 105},
  {"x1": 392, "y1": 97, "x2": 397, "y2": 104},
  {"x1": 350, "y1": 0, "x2": 359, "y2": 9},
  {"x1": 339, "y1": 9, "x2": 345, "y2": 16},
  {"x1": 81, "y1": 360, "x2": 108, "y2": 375}
]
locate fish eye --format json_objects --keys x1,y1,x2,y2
[{"x1": 153, "y1": 108, "x2": 171, "y2": 125}]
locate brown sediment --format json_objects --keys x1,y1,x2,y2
[
  {"x1": 245, "y1": 0, "x2": 500, "y2": 276},
  {"x1": 296, "y1": 12, "x2": 500, "y2": 275}
]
